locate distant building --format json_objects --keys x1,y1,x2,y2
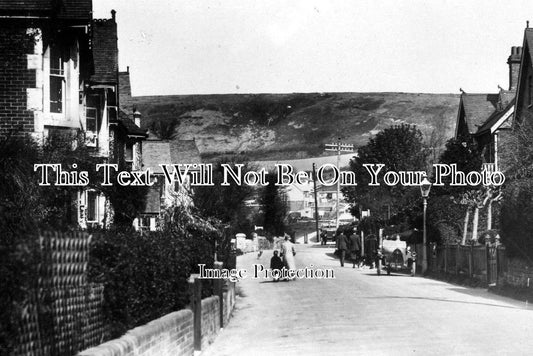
[
  {"x1": 285, "y1": 181, "x2": 314, "y2": 218},
  {"x1": 314, "y1": 184, "x2": 354, "y2": 222}
]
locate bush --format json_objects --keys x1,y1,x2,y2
[
  {"x1": 0, "y1": 135, "x2": 45, "y2": 354},
  {"x1": 500, "y1": 179, "x2": 533, "y2": 260},
  {"x1": 89, "y1": 206, "x2": 222, "y2": 338}
]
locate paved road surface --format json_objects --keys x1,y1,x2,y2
[{"x1": 202, "y1": 242, "x2": 533, "y2": 356}]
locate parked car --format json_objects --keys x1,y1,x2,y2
[
  {"x1": 380, "y1": 235, "x2": 415, "y2": 275},
  {"x1": 320, "y1": 223, "x2": 337, "y2": 242}
]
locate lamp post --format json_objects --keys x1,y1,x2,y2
[{"x1": 420, "y1": 175, "x2": 432, "y2": 274}]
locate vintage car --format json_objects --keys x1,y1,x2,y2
[
  {"x1": 319, "y1": 222, "x2": 337, "y2": 242},
  {"x1": 379, "y1": 234, "x2": 416, "y2": 275}
]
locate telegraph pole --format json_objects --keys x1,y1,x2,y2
[
  {"x1": 325, "y1": 138, "x2": 354, "y2": 228},
  {"x1": 312, "y1": 163, "x2": 320, "y2": 243}
]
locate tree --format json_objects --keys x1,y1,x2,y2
[
  {"x1": 148, "y1": 118, "x2": 179, "y2": 140},
  {"x1": 260, "y1": 172, "x2": 288, "y2": 236},
  {"x1": 343, "y1": 124, "x2": 428, "y2": 221},
  {"x1": 193, "y1": 156, "x2": 255, "y2": 237},
  {"x1": 498, "y1": 120, "x2": 533, "y2": 260},
  {"x1": 439, "y1": 135, "x2": 482, "y2": 171},
  {"x1": 436, "y1": 135, "x2": 483, "y2": 244},
  {"x1": 500, "y1": 179, "x2": 533, "y2": 261}
]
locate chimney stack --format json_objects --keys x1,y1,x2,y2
[
  {"x1": 133, "y1": 109, "x2": 141, "y2": 128},
  {"x1": 111, "y1": 9, "x2": 116, "y2": 21},
  {"x1": 508, "y1": 46, "x2": 522, "y2": 91}
]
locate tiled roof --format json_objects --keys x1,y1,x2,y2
[
  {"x1": 142, "y1": 140, "x2": 202, "y2": 174},
  {"x1": 475, "y1": 98, "x2": 514, "y2": 135},
  {"x1": 118, "y1": 110, "x2": 147, "y2": 137},
  {"x1": 499, "y1": 90, "x2": 515, "y2": 107},
  {"x1": 460, "y1": 93, "x2": 499, "y2": 134},
  {"x1": 169, "y1": 140, "x2": 202, "y2": 165},
  {"x1": 90, "y1": 18, "x2": 118, "y2": 84},
  {"x1": 142, "y1": 141, "x2": 172, "y2": 174},
  {"x1": 119, "y1": 71, "x2": 135, "y2": 115},
  {"x1": 0, "y1": 0, "x2": 92, "y2": 20}
]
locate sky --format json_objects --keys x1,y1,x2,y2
[{"x1": 93, "y1": 0, "x2": 533, "y2": 96}]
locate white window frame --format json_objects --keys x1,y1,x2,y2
[
  {"x1": 49, "y1": 44, "x2": 65, "y2": 114},
  {"x1": 85, "y1": 107, "x2": 98, "y2": 147}
]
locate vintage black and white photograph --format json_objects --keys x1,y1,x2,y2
[{"x1": 2, "y1": 0, "x2": 533, "y2": 355}]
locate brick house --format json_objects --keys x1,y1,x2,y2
[
  {"x1": 0, "y1": 1, "x2": 147, "y2": 228},
  {"x1": 513, "y1": 28, "x2": 533, "y2": 128},
  {"x1": 454, "y1": 47, "x2": 521, "y2": 173}
]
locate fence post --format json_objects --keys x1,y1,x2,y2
[
  {"x1": 468, "y1": 245, "x2": 473, "y2": 278},
  {"x1": 455, "y1": 244, "x2": 460, "y2": 275},
  {"x1": 214, "y1": 261, "x2": 224, "y2": 328},
  {"x1": 486, "y1": 245, "x2": 490, "y2": 286},
  {"x1": 495, "y1": 246, "x2": 500, "y2": 286},
  {"x1": 188, "y1": 274, "x2": 202, "y2": 351},
  {"x1": 444, "y1": 243, "x2": 448, "y2": 274}
]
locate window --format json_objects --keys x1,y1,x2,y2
[
  {"x1": 107, "y1": 106, "x2": 117, "y2": 121},
  {"x1": 107, "y1": 89, "x2": 118, "y2": 121},
  {"x1": 125, "y1": 143, "x2": 134, "y2": 162},
  {"x1": 86, "y1": 191, "x2": 98, "y2": 222},
  {"x1": 49, "y1": 45, "x2": 65, "y2": 113},
  {"x1": 85, "y1": 107, "x2": 98, "y2": 147}
]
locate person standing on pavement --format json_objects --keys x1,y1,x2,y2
[
  {"x1": 366, "y1": 234, "x2": 378, "y2": 269},
  {"x1": 348, "y1": 229, "x2": 361, "y2": 268},
  {"x1": 336, "y1": 231, "x2": 349, "y2": 267},
  {"x1": 279, "y1": 234, "x2": 296, "y2": 279}
]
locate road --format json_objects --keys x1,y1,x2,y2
[{"x1": 202, "y1": 242, "x2": 533, "y2": 356}]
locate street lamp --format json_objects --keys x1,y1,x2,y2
[{"x1": 419, "y1": 175, "x2": 432, "y2": 274}]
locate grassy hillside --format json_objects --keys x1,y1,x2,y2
[{"x1": 133, "y1": 92, "x2": 459, "y2": 161}]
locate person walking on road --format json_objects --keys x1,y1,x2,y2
[
  {"x1": 279, "y1": 234, "x2": 296, "y2": 279},
  {"x1": 270, "y1": 250, "x2": 284, "y2": 282},
  {"x1": 336, "y1": 231, "x2": 349, "y2": 267},
  {"x1": 348, "y1": 230, "x2": 361, "y2": 268}
]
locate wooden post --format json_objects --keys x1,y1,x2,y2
[
  {"x1": 495, "y1": 246, "x2": 500, "y2": 286},
  {"x1": 468, "y1": 245, "x2": 473, "y2": 278},
  {"x1": 455, "y1": 244, "x2": 460, "y2": 275},
  {"x1": 214, "y1": 261, "x2": 224, "y2": 328},
  {"x1": 486, "y1": 245, "x2": 490, "y2": 286},
  {"x1": 188, "y1": 274, "x2": 202, "y2": 351},
  {"x1": 377, "y1": 229, "x2": 383, "y2": 275},
  {"x1": 444, "y1": 242, "x2": 448, "y2": 274},
  {"x1": 361, "y1": 231, "x2": 365, "y2": 263},
  {"x1": 312, "y1": 163, "x2": 320, "y2": 243}
]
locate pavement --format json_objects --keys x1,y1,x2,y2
[{"x1": 201, "y1": 240, "x2": 533, "y2": 356}]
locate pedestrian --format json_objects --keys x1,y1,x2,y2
[
  {"x1": 336, "y1": 230, "x2": 349, "y2": 267},
  {"x1": 348, "y1": 229, "x2": 361, "y2": 268},
  {"x1": 279, "y1": 234, "x2": 296, "y2": 280},
  {"x1": 406, "y1": 246, "x2": 416, "y2": 277},
  {"x1": 270, "y1": 250, "x2": 284, "y2": 282},
  {"x1": 366, "y1": 234, "x2": 377, "y2": 269},
  {"x1": 321, "y1": 230, "x2": 327, "y2": 245}
]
